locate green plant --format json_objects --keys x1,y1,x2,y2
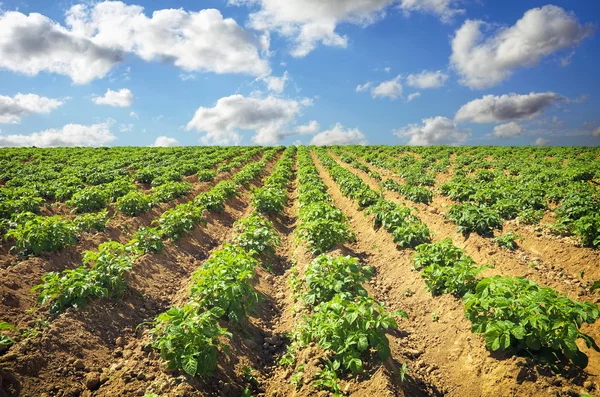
[
  {"x1": 0, "y1": 322, "x2": 16, "y2": 350},
  {"x1": 5, "y1": 212, "x2": 79, "y2": 256},
  {"x1": 190, "y1": 244, "x2": 259, "y2": 322},
  {"x1": 493, "y1": 232, "x2": 523, "y2": 251},
  {"x1": 129, "y1": 227, "x2": 165, "y2": 254},
  {"x1": 115, "y1": 191, "x2": 153, "y2": 216},
  {"x1": 150, "y1": 304, "x2": 230, "y2": 376},
  {"x1": 74, "y1": 210, "x2": 109, "y2": 232},
  {"x1": 252, "y1": 186, "x2": 287, "y2": 214},
  {"x1": 517, "y1": 209, "x2": 544, "y2": 225},
  {"x1": 233, "y1": 212, "x2": 281, "y2": 256},
  {"x1": 151, "y1": 181, "x2": 193, "y2": 203},
  {"x1": 414, "y1": 239, "x2": 488, "y2": 297},
  {"x1": 303, "y1": 255, "x2": 373, "y2": 306},
  {"x1": 573, "y1": 214, "x2": 600, "y2": 248},
  {"x1": 197, "y1": 169, "x2": 215, "y2": 182},
  {"x1": 398, "y1": 362, "x2": 410, "y2": 383},
  {"x1": 157, "y1": 204, "x2": 205, "y2": 240},
  {"x1": 67, "y1": 187, "x2": 108, "y2": 213},
  {"x1": 447, "y1": 204, "x2": 502, "y2": 237},
  {"x1": 32, "y1": 242, "x2": 135, "y2": 313},
  {"x1": 392, "y1": 222, "x2": 431, "y2": 249},
  {"x1": 464, "y1": 276, "x2": 600, "y2": 368}
]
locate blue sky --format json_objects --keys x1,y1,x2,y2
[{"x1": 0, "y1": 0, "x2": 599, "y2": 147}]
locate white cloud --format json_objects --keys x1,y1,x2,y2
[
  {"x1": 407, "y1": 92, "x2": 421, "y2": 102},
  {"x1": 371, "y1": 75, "x2": 402, "y2": 99},
  {"x1": 394, "y1": 116, "x2": 470, "y2": 146},
  {"x1": 406, "y1": 70, "x2": 448, "y2": 89},
  {"x1": 592, "y1": 127, "x2": 600, "y2": 137},
  {"x1": 0, "y1": 2, "x2": 270, "y2": 84},
  {"x1": 129, "y1": 111, "x2": 139, "y2": 119},
  {"x1": 0, "y1": 122, "x2": 116, "y2": 147},
  {"x1": 310, "y1": 123, "x2": 367, "y2": 145},
  {"x1": 179, "y1": 73, "x2": 197, "y2": 81},
  {"x1": 186, "y1": 94, "x2": 311, "y2": 145},
  {"x1": 153, "y1": 136, "x2": 180, "y2": 147},
  {"x1": 399, "y1": 0, "x2": 463, "y2": 23},
  {"x1": 384, "y1": 67, "x2": 391, "y2": 73},
  {"x1": 295, "y1": 120, "x2": 320, "y2": 134},
  {"x1": 119, "y1": 123, "x2": 134, "y2": 132},
  {"x1": 262, "y1": 71, "x2": 289, "y2": 93},
  {"x1": 451, "y1": 5, "x2": 594, "y2": 89},
  {"x1": 0, "y1": 11, "x2": 123, "y2": 84},
  {"x1": 92, "y1": 88, "x2": 134, "y2": 107},
  {"x1": 534, "y1": 137, "x2": 549, "y2": 146},
  {"x1": 356, "y1": 82, "x2": 372, "y2": 92},
  {"x1": 0, "y1": 93, "x2": 64, "y2": 123},
  {"x1": 455, "y1": 92, "x2": 565, "y2": 124},
  {"x1": 493, "y1": 122, "x2": 523, "y2": 139}
]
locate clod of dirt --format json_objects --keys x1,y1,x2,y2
[{"x1": 84, "y1": 372, "x2": 101, "y2": 390}]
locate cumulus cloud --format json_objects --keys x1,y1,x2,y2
[
  {"x1": 310, "y1": 123, "x2": 367, "y2": 146},
  {"x1": 0, "y1": 2, "x2": 270, "y2": 84},
  {"x1": 231, "y1": 0, "x2": 457, "y2": 57},
  {"x1": 92, "y1": 88, "x2": 134, "y2": 107},
  {"x1": 371, "y1": 75, "x2": 402, "y2": 99},
  {"x1": 407, "y1": 92, "x2": 421, "y2": 102},
  {"x1": 296, "y1": 120, "x2": 320, "y2": 134},
  {"x1": 394, "y1": 116, "x2": 470, "y2": 146},
  {"x1": 0, "y1": 11, "x2": 123, "y2": 84},
  {"x1": 450, "y1": 5, "x2": 595, "y2": 89},
  {"x1": 406, "y1": 70, "x2": 448, "y2": 89},
  {"x1": 0, "y1": 122, "x2": 116, "y2": 147},
  {"x1": 356, "y1": 82, "x2": 372, "y2": 92},
  {"x1": 153, "y1": 136, "x2": 180, "y2": 147},
  {"x1": 399, "y1": 0, "x2": 463, "y2": 23},
  {"x1": 534, "y1": 137, "x2": 549, "y2": 146},
  {"x1": 129, "y1": 111, "x2": 139, "y2": 119},
  {"x1": 455, "y1": 92, "x2": 565, "y2": 124},
  {"x1": 261, "y1": 71, "x2": 289, "y2": 93},
  {"x1": 493, "y1": 122, "x2": 523, "y2": 139},
  {"x1": 0, "y1": 93, "x2": 64, "y2": 123},
  {"x1": 186, "y1": 94, "x2": 312, "y2": 145}
]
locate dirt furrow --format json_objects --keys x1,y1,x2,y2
[
  {"x1": 315, "y1": 151, "x2": 591, "y2": 397},
  {"x1": 329, "y1": 150, "x2": 600, "y2": 389},
  {"x1": 0, "y1": 159, "x2": 279, "y2": 397}
]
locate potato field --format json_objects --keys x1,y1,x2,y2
[{"x1": 0, "y1": 145, "x2": 599, "y2": 397}]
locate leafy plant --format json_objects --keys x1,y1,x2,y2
[
  {"x1": 116, "y1": 191, "x2": 153, "y2": 216},
  {"x1": 150, "y1": 304, "x2": 230, "y2": 376},
  {"x1": 573, "y1": 214, "x2": 600, "y2": 248},
  {"x1": 447, "y1": 204, "x2": 502, "y2": 237},
  {"x1": 493, "y1": 232, "x2": 523, "y2": 250},
  {"x1": 151, "y1": 181, "x2": 193, "y2": 203},
  {"x1": 32, "y1": 241, "x2": 135, "y2": 313},
  {"x1": 129, "y1": 227, "x2": 165, "y2": 254},
  {"x1": 233, "y1": 212, "x2": 281, "y2": 257},
  {"x1": 74, "y1": 210, "x2": 109, "y2": 232},
  {"x1": 392, "y1": 221, "x2": 431, "y2": 249},
  {"x1": 190, "y1": 244, "x2": 259, "y2": 322},
  {"x1": 303, "y1": 255, "x2": 373, "y2": 306},
  {"x1": 0, "y1": 322, "x2": 16, "y2": 350},
  {"x1": 157, "y1": 204, "x2": 205, "y2": 240},
  {"x1": 67, "y1": 187, "x2": 108, "y2": 213},
  {"x1": 252, "y1": 186, "x2": 287, "y2": 214},
  {"x1": 464, "y1": 276, "x2": 600, "y2": 368},
  {"x1": 5, "y1": 212, "x2": 79, "y2": 256}
]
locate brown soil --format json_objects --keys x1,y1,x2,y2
[
  {"x1": 327, "y1": 150, "x2": 600, "y2": 395},
  {"x1": 0, "y1": 156, "x2": 279, "y2": 397}
]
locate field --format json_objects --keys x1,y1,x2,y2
[{"x1": 0, "y1": 145, "x2": 599, "y2": 397}]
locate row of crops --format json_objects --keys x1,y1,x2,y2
[{"x1": 1, "y1": 145, "x2": 599, "y2": 397}]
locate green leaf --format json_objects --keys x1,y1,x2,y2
[{"x1": 183, "y1": 357, "x2": 198, "y2": 376}]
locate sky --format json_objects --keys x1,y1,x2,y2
[{"x1": 0, "y1": 0, "x2": 599, "y2": 147}]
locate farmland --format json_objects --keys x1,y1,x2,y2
[{"x1": 0, "y1": 145, "x2": 599, "y2": 397}]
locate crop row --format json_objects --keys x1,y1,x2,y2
[
  {"x1": 318, "y1": 149, "x2": 600, "y2": 369},
  {"x1": 148, "y1": 147, "x2": 296, "y2": 379}
]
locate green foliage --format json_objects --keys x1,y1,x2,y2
[
  {"x1": 32, "y1": 241, "x2": 135, "y2": 313},
  {"x1": 447, "y1": 204, "x2": 502, "y2": 237},
  {"x1": 464, "y1": 276, "x2": 600, "y2": 368},
  {"x1": 74, "y1": 210, "x2": 109, "y2": 232},
  {"x1": 150, "y1": 304, "x2": 230, "y2": 376},
  {"x1": 414, "y1": 239, "x2": 488, "y2": 297},
  {"x1": 252, "y1": 186, "x2": 287, "y2": 214},
  {"x1": 157, "y1": 204, "x2": 205, "y2": 240},
  {"x1": 517, "y1": 209, "x2": 544, "y2": 225},
  {"x1": 303, "y1": 255, "x2": 373, "y2": 306},
  {"x1": 197, "y1": 169, "x2": 216, "y2": 182},
  {"x1": 5, "y1": 212, "x2": 79, "y2": 255},
  {"x1": 573, "y1": 214, "x2": 600, "y2": 248},
  {"x1": 0, "y1": 322, "x2": 17, "y2": 349},
  {"x1": 493, "y1": 232, "x2": 523, "y2": 250},
  {"x1": 392, "y1": 221, "x2": 431, "y2": 249},
  {"x1": 129, "y1": 227, "x2": 165, "y2": 254},
  {"x1": 151, "y1": 181, "x2": 193, "y2": 203},
  {"x1": 115, "y1": 191, "x2": 153, "y2": 216},
  {"x1": 190, "y1": 244, "x2": 259, "y2": 322},
  {"x1": 233, "y1": 212, "x2": 281, "y2": 257},
  {"x1": 66, "y1": 187, "x2": 107, "y2": 213}
]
